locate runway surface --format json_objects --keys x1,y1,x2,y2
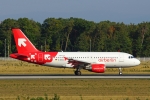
[{"x1": 0, "y1": 74, "x2": 150, "y2": 79}]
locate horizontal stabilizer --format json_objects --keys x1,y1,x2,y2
[{"x1": 10, "y1": 53, "x2": 28, "y2": 58}]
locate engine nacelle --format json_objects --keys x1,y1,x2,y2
[{"x1": 89, "y1": 64, "x2": 105, "y2": 73}]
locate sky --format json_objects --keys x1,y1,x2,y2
[{"x1": 0, "y1": 0, "x2": 150, "y2": 24}]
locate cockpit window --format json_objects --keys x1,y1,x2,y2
[
  {"x1": 131, "y1": 56, "x2": 134, "y2": 58},
  {"x1": 129, "y1": 56, "x2": 134, "y2": 59}
]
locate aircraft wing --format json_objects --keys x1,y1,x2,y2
[{"x1": 65, "y1": 57, "x2": 93, "y2": 68}]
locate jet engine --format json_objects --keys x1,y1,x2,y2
[{"x1": 88, "y1": 64, "x2": 105, "y2": 73}]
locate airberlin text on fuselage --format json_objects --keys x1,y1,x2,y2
[{"x1": 98, "y1": 58, "x2": 116, "y2": 62}]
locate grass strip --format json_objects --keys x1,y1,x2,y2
[{"x1": 0, "y1": 79, "x2": 149, "y2": 100}]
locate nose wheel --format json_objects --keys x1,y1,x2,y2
[{"x1": 118, "y1": 67, "x2": 122, "y2": 75}]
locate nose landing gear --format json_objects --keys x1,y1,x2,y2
[{"x1": 118, "y1": 67, "x2": 122, "y2": 75}]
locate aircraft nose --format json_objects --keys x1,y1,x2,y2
[{"x1": 136, "y1": 59, "x2": 140, "y2": 65}]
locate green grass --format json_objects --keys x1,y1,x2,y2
[
  {"x1": 0, "y1": 60, "x2": 150, "y2": 100},
  {"x1": 0, "y1": 79, "x2": 150, "y2": 100}
]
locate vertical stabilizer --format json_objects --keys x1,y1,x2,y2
[{"x1": 12, "y1": 28, "x2": 39, "y2": 54}]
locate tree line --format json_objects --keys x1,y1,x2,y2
[{"x1": 0, "y1": 17, "x2": 150, "y2": 57}]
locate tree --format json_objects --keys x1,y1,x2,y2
[
  {"x1": 42, "y1": 18, "x2": 63, "y2": 51},
  {"x1": 17, "y1": 18, "x2": 41, "y2": 50},
  {"x1": 63, "y1": 19, "x2": 74, "y2": 51},
  {"x1": 0, "y1": 17, "x2": 150, "y2": 56},
  {"x1": 0, "y1": 18, "x2": 18, "y2": 56}
]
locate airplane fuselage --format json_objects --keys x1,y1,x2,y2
[
  {"x1": 49, "y1": 52, "x2": 140, "y2": 68},
  {"x1": 11, "y1": 52, "x2": 140, "y2": 68}
]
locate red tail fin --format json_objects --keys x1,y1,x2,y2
[{"x1": 12, "y1": 28, "x2": 39, "y2": 54}]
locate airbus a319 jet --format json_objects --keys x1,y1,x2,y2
[{"x1": 10, "y1": 28, "x2": 140, "y2": 75}]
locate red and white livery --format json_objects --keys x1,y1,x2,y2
[{"x1": 10, "y1": 28, "x2": 140, "y2": 75}]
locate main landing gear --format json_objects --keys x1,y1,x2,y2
[
  {"x1": 118, "y1": 67, "x2": 122, "y2": 75},
  {"x1": 74, "y1": 68, "x2": 81, "y2": 75}
]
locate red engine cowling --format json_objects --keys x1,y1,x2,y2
[{"x1": 91, "y1": 64, "x2": 105, "y2": 73}]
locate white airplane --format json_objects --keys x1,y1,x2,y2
[{"x1": 10, "y1": 28, "x2": 140, "y2": 75}]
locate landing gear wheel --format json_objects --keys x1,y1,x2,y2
[
  {"x1": 118, "y1": 67, "x2": 122, "y2": 75},
  {"x1": 119, "y1": 72, "x2": 122, "y2": 75},
  {"x1": 74, "y1": 71, "x2": 81, "y2": 75}
]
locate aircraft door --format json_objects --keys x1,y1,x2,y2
[
  {"x1": 38, "y1": 53, "x2": 43, "y2": 62},
  {"x1": 119, "y1": 53, "x2": 124, "y2": 62}
]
